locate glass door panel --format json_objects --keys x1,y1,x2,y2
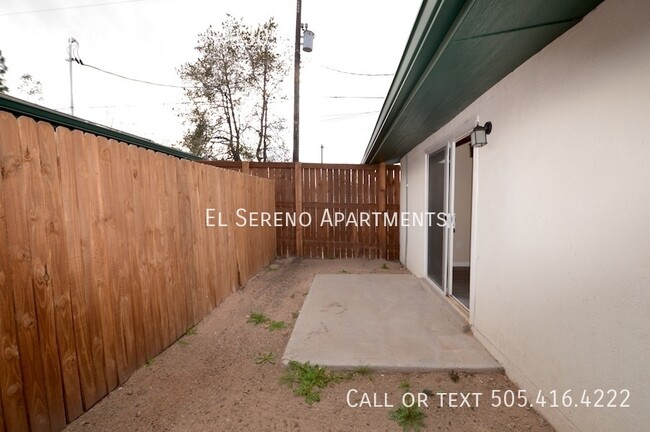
[{"x1": 427, "y1": 147, "x2": 447, "y2": 290}]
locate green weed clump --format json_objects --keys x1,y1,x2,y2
[
  {"x1": 281, "y1": 361, "x2": 341, "y2": 404},
  {"x1": 389, "y1": 404, "x2": 426, "y2": 432},
  {"x1": 255, "y1": 352, "x2": 276, "y2": 365},
  {"x1": 390, "y1": 380, "x2": 427, "y2": 431},
  {"x1": 247, "y1": 312, "x2": 271, "y2": 325},
  {"x1": 268, "y1": 320, "x2": 287, "y2": 332},
  {"x1": 354, "y1": 365, "x2": 372, "y2": 376}
]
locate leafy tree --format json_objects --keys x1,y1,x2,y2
[
  {"x1": 242, "y1": 18, "x2": 290, "y2": 162},
  {"x1": 179, "y1": 16, "x2": 289, "y2": 161},
  {"x1": 17, "y1": 74, "x2": 43, "y2": 102},
  {"x1": 0, "y1": 50, "x2": 8, "y2": 93}
]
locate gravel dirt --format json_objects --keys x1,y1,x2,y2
[{"x1": 64, "y1": 258, "x2": 554, "y2": 432}]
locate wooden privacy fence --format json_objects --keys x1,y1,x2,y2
[
  {"x1": 0, "y1": 112, "x2": 275, "y2": 432},
  {"x1": 203, "y1": 161, "x2": 400, "y2": 260}
]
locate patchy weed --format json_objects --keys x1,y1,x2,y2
[
  {"x1": 184, "y1": 325, "x2": 197, "y2": 336},
  {"x1": 280, "y1": 361, "x2": 341, "y2": 405},
  {"x1": 247, "y1": 312, "x2": 271, "y2": 326},
  {"x1": 389, "y1": 404, "x2": 427, "y2": 432},
  {"x1": 268, "y1": 320, "x2": 287, "y2": 332},
  {"x1": 354, "y1": 365, "x2": 372, "y2": 376},
  {"x1": 255, "y1": 352, "x2": 276, "y2": 365}
]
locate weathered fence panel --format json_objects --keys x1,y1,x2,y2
[
  {"x1": 0, "y1": 111, "x2": 275, "y2": 432},
  {"x1": 203, "y1": 161, "x2": 400, "y2": 260}
]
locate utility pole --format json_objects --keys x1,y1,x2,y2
[
  {"x1": 67, "y1": 37, "x2": 77, "y2": 116},
  {"x1": 293, "y1": 0, "x2": 302, "y2": 162},
  {"x1": 293, "y1": 2, "x2": 314, "y2": 162}
]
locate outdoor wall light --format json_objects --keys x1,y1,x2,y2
[{"x1": 470, "y1": 121, "x2": 492, "y2": 148}]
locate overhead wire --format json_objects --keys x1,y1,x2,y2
[
  {"x1": 66, "y1": 40, "x2": 188, "y2": 89},
  {"x1": 325, "y1": 96, "x2": 384, "y2": 99},
  {"x1": 319, "y1": 64, "x2": 393, "y2": 77},
  {"x1": 0, "y1": 0, "x2": 149, "y2": 17},
  {"x1": 320, "y1": 110, "x2": 379, "y2": 122},
  {"x1": 81, "y1": 63, "x2": 188, "y2": 89}
]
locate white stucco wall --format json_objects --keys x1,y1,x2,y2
[{"x1": 400, "y1": 0, "x2": 650, "y2": 430}]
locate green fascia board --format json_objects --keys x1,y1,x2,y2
[
  {"x1": 363, "y1": 0, "x2": 605, "y2": 164},
  {"x1": 0, "y1": 93, "x2": 201, "y2": 161}
]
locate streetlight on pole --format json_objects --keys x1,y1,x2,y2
[{"x1": 293, "y1": 0, "x2": 314, "y2": 162}]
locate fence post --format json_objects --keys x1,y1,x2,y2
[
  {"x1": 294, "y1": 162, "x2": 303, "y2": 257},
  {"x1": 378, "y1": 162, "x2": 387, "y2": 260},
  {"x1": 242, "y1": 161, "x2": 250, "y2": 175}
]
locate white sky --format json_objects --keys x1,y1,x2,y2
[{"x1": 0, "y1": 0, "x2": 420, "y2": 163}]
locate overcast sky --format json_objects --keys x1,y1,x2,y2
[{"x1": 0, "y1": 0, "x2": 420, "y2": 163}]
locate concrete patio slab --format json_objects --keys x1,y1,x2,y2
[{"x1": 283, "y1": 274, "x2": 502, "y2": 372}]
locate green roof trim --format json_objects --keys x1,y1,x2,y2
[
  {"x1": 363, "y1": 0, "x2": 605, "y2": 164},
  {"x1": 0, "y1": 93, "x2": 201, "y2": 161}
]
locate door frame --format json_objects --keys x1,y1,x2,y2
[
  {"x1": 424, "y1": 140, "x2": 454, "y2": 297},
  {"x1": 424, "y1": 119, "x2": 481, "y2": 324},
  {"x1": 424, "y1": 142, "x2": 452, "y2": 294}
]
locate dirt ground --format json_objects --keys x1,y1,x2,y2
[{"x1": 64, "y1": 258, "x2": 554, "y2": 432}]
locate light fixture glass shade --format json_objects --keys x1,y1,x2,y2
[{"x1": 471, "y1": 126, "x2": 487, "y2": 147}]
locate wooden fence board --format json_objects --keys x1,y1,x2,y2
[
  {"x1": 186, "y1": 161, "x2": 200, "y2": 320},
  {"x1": 200, "y1": 163, "x2": 218, "y2": 310},
  {"x1": 21, "y1": 118, "x2": 68, "y2": 432},
  {"x1": 95, "y1": 137, "x2": 125, "y2": 388},
  {"x1": 0, "y1": 112, "x2": 31, "y2": 432},
  {"x1": 83, "y1": 133, "x2": 118, "y2": 395},
  {"x1": 175, "y1": 159, "x2": 197, "y2": 328},
  {"x1": 55, "y1": 128, "x2": 100, "y2": 410},
  {"x1": 191, "y1": 161, "x2": 209, "y2": 319},
  {"x1": 151, "y1": 153, "x2": 172, "y2": 350},
  {"x1": 125, "y1": 145, "x2": 150, "y2": 366},
  {"x1": 38, "y1": 122, "x2": 84, "y2": 423},
  {"x1": 140, "y1": 149, "x2": 156, "y2": 353},
  {"x1": 3, "y1": 116, "x2": 52, "y2": 432},
  {"x1": 75, "y1": 131, "x2": 110, "y2": 400},
  {"x1": 162, "y1": 154, "x2": 184, "y2": 340},
  {"x1": 109, "y1": 140, "x2": 138, "y2": 377}
]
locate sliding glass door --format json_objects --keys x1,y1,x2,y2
[{"x1": 427, "y1": 146, "x2": 448, "y2": 290}]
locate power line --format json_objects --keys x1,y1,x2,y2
[
  {"x1": 325, "y1": 96, "x2": 384, "y2": 99},
  {"x1": 320, "y1": 110, "x2": 379, "y2": 122},
  {"x1": 0, "y1": 0, "x2": 148, "y2": 17},
  {"x1": 82, "y1": 63, "x2": 187, "y2": 89},
  {"x1": 320, "y1": 64, "x2": 393, "y2": 77},
  {"x1": 57, "y1": 101, "x2": 193, "y2": 110}
]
